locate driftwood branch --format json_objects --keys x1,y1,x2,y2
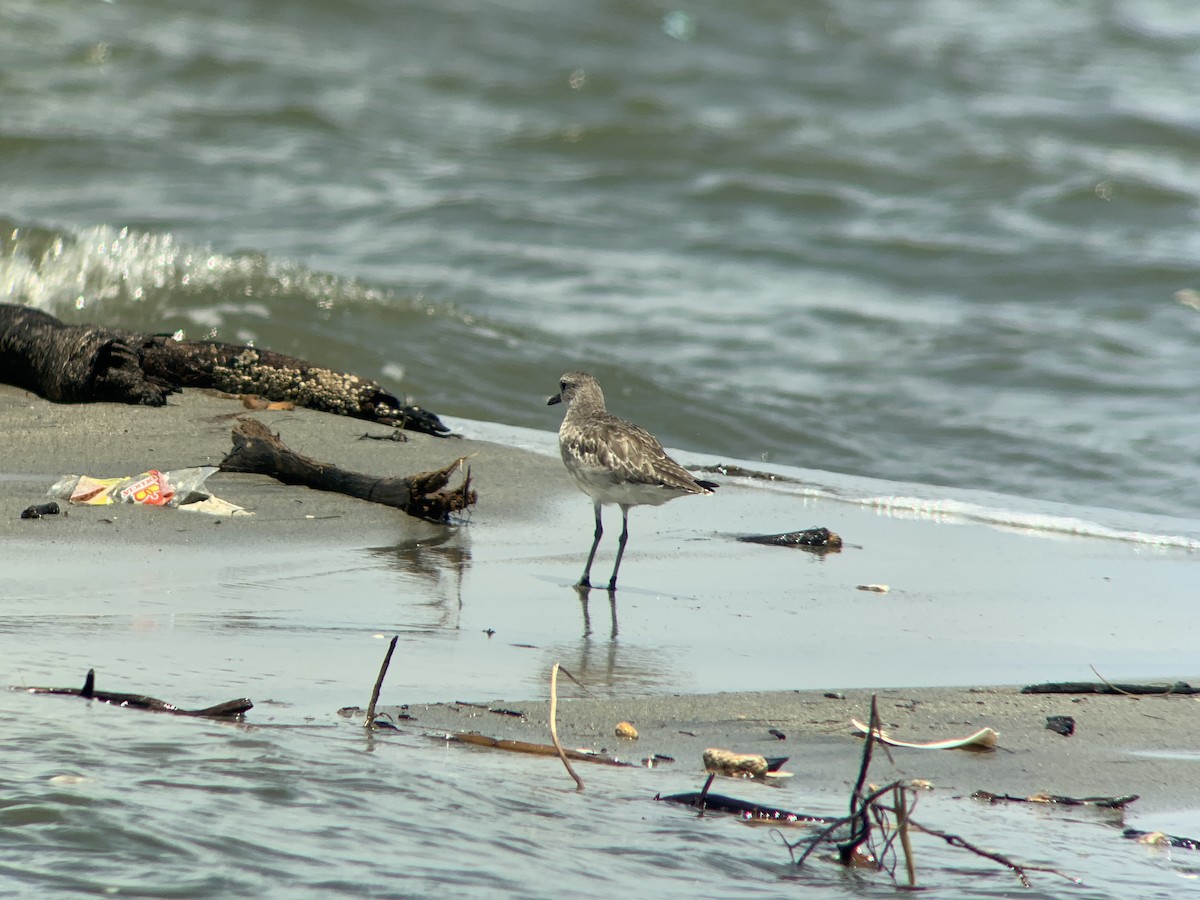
[
  {"x1": 0, "y1": 303, "x2": 447, "y2": 435},
  {"x1": 838, "y1": 694, "x2": 881, "y2": 864},
  {"x1": 220, "y1": 418, "x2": 475, "y2": 522},
  {"x1": 973, "y1": 790, "x2": 1138, "y2": 809},
  {"x1": 19, "y1": 668, "x2": 252, "y2": 719},
  {"x1": 776, "y1": 694, "x2": 1083, "y2": 889},
  {"x1": 905, "y1": 818, "x2": 1081, "y2": 888},
  {"x1": 0, "y1": 304, "x2": 175, "y2": 405},
  {"x1": 437, "y1": 733, "x2": 632, "y2": 766}
]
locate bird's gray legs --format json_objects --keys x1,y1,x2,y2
[
  {"x1": 607, "y1": 504, "x2": 631, "y2": 592},
  {"x1": 579, "y1": 501, "x2": 603, "y2": 588}
]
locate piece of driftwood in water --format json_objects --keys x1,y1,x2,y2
[
  {"x1": 737, "y1": 526, "x2": 843, "y2": 552},
  {"x1": 220, "y1": 418, "x2": 475, "y2": 522},
  {"x1": 1021, "y1": 681, "x2": 1200, "y2": 696},
  {"x1": 19, "y1": 669, "x2": 252, "y2": 719},
  {"x1": 973, "y1": 791, "x2": 1138, "y2": 810},
  {"x1": 1123, "y1": 828, "x2": 1200, "y2": 850},
  {"x1": 656, "y1": 789, "x2": 832, "y2": 825},
  {"x1": 0, "y1": 303, "x2": 447, "y2": 435},
  {"x1": 439, "y1": 732, "x2": 633, "y2": 766}
]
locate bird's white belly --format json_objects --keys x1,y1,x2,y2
[{"x1": 568, "y1": 463, "x2": 678, "y2": 507}]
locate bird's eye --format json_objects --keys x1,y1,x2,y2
[{"x1": 560, "y1": 381, "x2": 567, "y2": 392}]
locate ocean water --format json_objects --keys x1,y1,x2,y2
[
  {"x1": 3, "y1": 1, "x2": 1200, "y2": 896},
  {"x1": 3, "y1": 0, "x2": 1200, "y2": 520}
]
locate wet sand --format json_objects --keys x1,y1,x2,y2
[
  {"x1": 3, "y1": 383, "x2": 1199, "y2": 814},
  {"x1": 390, "y1": 685, "x2": 1200, "y2": 814}
]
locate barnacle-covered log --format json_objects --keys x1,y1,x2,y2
[{"x1": 0, "y1": 303, "x2": 447, "y2": 435}]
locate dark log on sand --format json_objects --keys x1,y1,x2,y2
[
  {"x1": 19, "y1": 669, "x2": 252, "y2": 719},
  {"x1": 221, "y1": 417, "x2": 475, "y2": 522},
  {"x1": 0, "y1": 303, "x2": 447, "y2": 435},
  {"x1": 0, "y1": 304, "x2": 174, "y2": 405},
  {"x1": 1021, "y1": 681, "x2": 1200, "y2": 696}
]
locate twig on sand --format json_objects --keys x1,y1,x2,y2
[
  {"x1": 894, "y1": 784, "x2": 917, "y2": 887},
  {"x1": 366, "y1": 636, "x2": 399, "y2": 728},
  {"x1": 1089, "y1": 664, "x2": 1141, "y2": 697},
  {"x1": 550, "y1": 663, "x2": 585, "y2": 791}
]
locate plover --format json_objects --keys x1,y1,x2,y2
[{"x1": 547, "y1": 371, "x2": 717, "y2": 591}]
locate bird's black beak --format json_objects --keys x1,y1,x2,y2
[{"x1": 547, "y1": 394, "x2": 562, "y2": 406}]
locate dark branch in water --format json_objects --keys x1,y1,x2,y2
[
  {"x1": 19, "y1": 669, "x2": 252, "y2": 719},
  {"x1": 774, "y1": 694, "x2": 1082, "y2": 889}
]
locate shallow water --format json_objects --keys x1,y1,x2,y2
[
  {"x1": 4, "y1": 681, "x2": 1199, "y2": 898},
  {"x1": 5, "y1": 422, "x2": 1200, "y2": 896}
]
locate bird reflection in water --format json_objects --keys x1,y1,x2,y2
[
  {"x1": 574, "y1": 582, "x2": 617, "y2": 640},
  {"x1": 370, "y1": 530, "x2": 471, "y2": 630}
]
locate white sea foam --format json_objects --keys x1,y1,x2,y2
[{"x1": 448, "y1": 416, "x2": 1200, "y2": 552}]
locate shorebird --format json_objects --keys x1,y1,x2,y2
[{"x1": 547, "y1": 371, "x2": 717, "y2": 591}]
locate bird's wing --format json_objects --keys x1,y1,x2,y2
[{"x1": 567, "y1": 416, "x2": 712, "y2": 494}]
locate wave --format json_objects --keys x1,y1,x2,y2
[
  {"x1": 449, "y1": 416, "x2": 1200, "y2": 552},
  {"x1": 0, "y1": 217, "x2": 396, "y2": 317},
  {"x1": 718, "y1": 461, "x2": 1200, "y2": 552}
]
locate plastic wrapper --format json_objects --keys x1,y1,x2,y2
[{"x1": 48, "y1": 466, "x2": 221, "y2": 508}]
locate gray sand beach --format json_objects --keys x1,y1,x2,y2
[{"x1": 4, "y1": 382, "x2": 1199, "y2": 822}]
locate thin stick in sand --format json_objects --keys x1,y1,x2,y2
[
  {"x1": 894, "y1": 784, "x2": 917, "y2": 887},
  {"x1": 550, "y1": 663, "x2": 585, "y2": 791},
  {"x1": 366, "y1": 635, "x2": 399, "y2": 727}
]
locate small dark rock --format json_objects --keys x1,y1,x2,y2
[
  {"x1": 20, "y1": 501, "x2": 61, "y2": 519},
  {"x1": 1045, "y1": 715, "x2": 1076, "y2": 736},
  {"x1": 738, "y1": 526, "x2": 843, "y2": 552}
]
